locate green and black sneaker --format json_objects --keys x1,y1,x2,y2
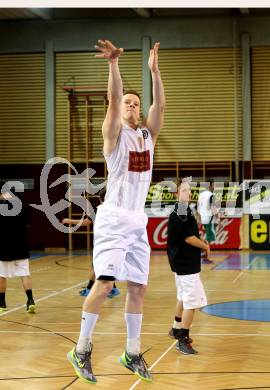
[
  {"x1": 168, "y1": 327, "x2": 193, "y2": 343},
  {"x1": 119, "y1": 349, "x2": 152, "y2": 383},
  {"x1": 67, "y1": 343, "x2": 97, "y2": 384},
  {"x1": 26, "y1": 298, "x2": 36, "y2": 313},
  {"x1": 0, "y1": 301, "x2": 7, "y2": 313}
]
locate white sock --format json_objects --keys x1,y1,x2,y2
[
  {"x1": 126, "y1": 338, "x2": 141, "y2": 355},
  {"x1": 173, "y1": 320, "x2": 181, "y2": 329},
  {"x1": 125, "y1": 313, "x2": 143, "y2": 355},
  {"x1": 77, "y1": 336, "x2": 91, "y2": 353},
  {"x1": 76, "y1": 311, "x2": 99, "y2": 353}
]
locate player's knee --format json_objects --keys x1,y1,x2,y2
[
  {"x1": 128, "y1": 283, "x2": 147, "y2": 300},
  {"x1": 137, "y1": 285, "x2": 147, "y2": 300},
  {"x1": 96, "y1": 280, "x2": 114, "y2": 296},
  {"x1": 139, "y1": 284, "x2": 147, "y2": 294}
]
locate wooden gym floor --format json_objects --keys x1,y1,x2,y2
[{"x1": 0, "y1": 250, "x2": 270, "y2": 390}]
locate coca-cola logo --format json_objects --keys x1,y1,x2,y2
[
  {"x1": 149, "y1": 217, "x2": 239, "y2": 249},
  {"x1": 200, "y1": 218, "x2": 233, "y2": 245},
  {"x1": 153, "y1": 219, "x2": 168, "y2": 245},
  {"x1": 153, "y1": 218, "x2": 233, "y2": 246},
  {"x1": 215, "y1": 218, "x2": 232, "y2": 245}
]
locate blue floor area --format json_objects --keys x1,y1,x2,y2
[
  {"x1": 214, "y1": 253, "x2": 270, "y2": 270},
  {"x1": 202, "y1": 299, "x2": 270, "y2": 322},
  {"x1": 203, "y1": 252, "x2": 270, "y2": 321},
  {"x1": 30, "y1": 253, "x2": 48, "y2": 260},
  {"x1": 29, "y1": 251, "x2": 91, "y2": 260}
]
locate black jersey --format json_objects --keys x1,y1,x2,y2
[
  {"x1": 0, "y1": 199, "x2": 30, "y2": 261},
  {"x1": 167, "y1": 202, "x2": 201, "y2": 275}
]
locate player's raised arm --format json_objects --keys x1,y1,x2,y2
[
  {"x1": 146, "y1": 42, "x2": 165, "y2": 146},
  {"x1": 95, "y1": 39, "x2": 124, "y2": 155}
]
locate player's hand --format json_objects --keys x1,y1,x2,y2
[
  {"x1": 95, "y1": 40, "x2": 123, "y2": 62},
  {"x1": 148, "y1": 42, "x2": 160, "y2": 73},
  {"x1": 204, "y1": 244, "x2": 210, "y2": 259}
]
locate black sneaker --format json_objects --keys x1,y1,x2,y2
[
  {"x1": 201, "y1": 258, "x2": 214, "y2": 264},
  {"x1": 79, "y1": 287, "x2": 90, "y2": 297},
  {"x1": 119, "y1": 349, "x2": 152, "y2": 382},
  {"x1": 168, "y1": 328, "x2": 193, "y2": 343},
  {"x1": 26, "y1": 298, "x2": 35, "y2": 313},
  {"x1": 67, "y1": 343, "x2": 97, "y2": 384},
  {"x1": 0, "y1": 301, "x2": 7, "y2": 313},
  {"x1": 176, "y1": 337, "x2": 198, "y2": 355}
]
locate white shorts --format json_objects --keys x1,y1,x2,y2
[
  {"x1": 93, "y1": 203, "x2": 150, "y2": 285},
  {"x1": 0, "y1": 259, "x2": 30, "y2": 278},
  {"x1": 175, "y1": 272, "x2": 207, "y2": 309}
]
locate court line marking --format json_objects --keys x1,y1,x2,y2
[
  {"x1": 2, "y1": 254, "x2": 267, "y2": 387},
  {"x1": 128, "y1": 340, "x2": 177, "y2": 390},
  {"x1": 232, "y1": 256, "x2": 260, "y2": 283},
  {"x1": 0, "y1": 371, "x2": 269, "y2": 382},
  {"x1": 31, "y1": 266, "x2": 53, "y2": 273},
  {"x1": 6, "y1": 288, "x2": 59, "y2": 292},
  {"x1": 2, "y1": 279, "x2": 268, "y2": 318},
  {"x1": 0, "y1": 331, "x2": 269, "y2": 336},
  {"x1": 0, "y1": 280, "x2": 88, "y2": 317},
  {"x1": 23, "y1": 322, "x2": 270, "y2": 326},
  {"x1": 206, "y1": 289, "x2": 270, "y2": 292}
]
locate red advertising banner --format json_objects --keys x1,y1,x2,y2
[
  {"x1": 147, "y1": 217, "x2": 241, "y2": 250},
  {"x1": 147, "y1": 217, "x2": 168, "y2": 249},
  {"x1": 199, "y1": 217, "x2": 241, "y2": 249}
]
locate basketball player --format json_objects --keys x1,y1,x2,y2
[
  {"x1": 197, "y1": 180, "x2": 217, "y2": 264},
  {"x1": 0, "y1": 181, "x2": 36, "y2": 313},
  {"x1": 67, "y1": 39, "x2": 165, "y2": 384},
  {"x1": 62, "y1": 188, "x2": 120, "y2": 298},
  {"x1": 167, "y1": 179, "x2": 209, "y2": 354}
]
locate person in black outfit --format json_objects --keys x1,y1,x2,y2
[
  {"x1": 0, "y1": 181, "x2": 35, "y2": 313},
  {"x1": 167, "y1": 179, "x2": 210, "y2": 354}
]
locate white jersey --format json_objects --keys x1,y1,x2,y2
[
  {"x1": 197, "y1": 190, "x2": 214, "y2": 224},
  {"x1": 104, "y1": 125, "x2": 154, "y2": 211}
]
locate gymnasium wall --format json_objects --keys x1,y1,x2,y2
[
  {"x1": 1, "y1": 14, "x2": 270, "y2": 165},
  {"x1": 55, "y1": 51, "x2": 142, "y2": 159},
  {"x1": 1, "y1": 13, "x2": 270, "y2": 248}
]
